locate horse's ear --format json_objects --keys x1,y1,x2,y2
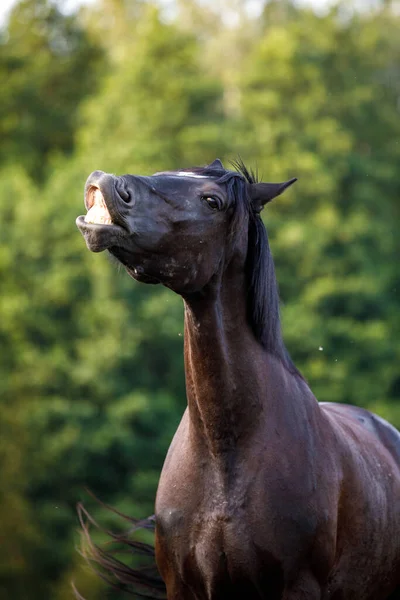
[
  {"x1": 208, "y1": 158, "x2": 224, "y2": 170},
  {"x1": 250, "y1": 178, "x2": 297, "y2": 212}
]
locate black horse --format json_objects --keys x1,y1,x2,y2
[{"x1": 76, "y1": 159, "x2": 400, "y2": 599}]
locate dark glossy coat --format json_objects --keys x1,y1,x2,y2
[{"x1": 76, "y1": 159, "x2": 400, "y2": 600}]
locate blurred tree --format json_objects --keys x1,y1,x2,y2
[
  {"x1": 0, "y1": 1, "x2": 399, "y2": 598},
  {"x1": 77, "y1": 1, "x2": 228, "y2": 172},
  {"x1": 236, "y1": 1, "x2": 400, "y2": 414},
  {"x1": 0, "y1": 159, "x2": 183, "y2": 598},
  {"x1": 0, "y1": 0, "x2": 104, "y2": 181}
]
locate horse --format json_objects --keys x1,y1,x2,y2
[{"x1": 76, "y1": 159, "x2": 400, "y2": 600}]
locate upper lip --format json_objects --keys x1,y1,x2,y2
[
  {"x1": 84, "y1": 184, "x2": 103, "y2": 210},
  {"x1": 84, "y1": 177, "x2": 127, "y2": 230}
]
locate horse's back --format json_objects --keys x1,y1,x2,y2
[
  {"x1": 320, "y1": 402, "x2": 400, "y2": 468},
  {"x1": 320, "y1": 402, "x2": 400, "y2": 599},
  {"x1": 370, "y1": 410, "x2": 400, "y2": 465}
]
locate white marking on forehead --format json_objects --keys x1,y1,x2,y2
[{"x1": 175, "y1": 172, "x2": 209, "y2": 179}]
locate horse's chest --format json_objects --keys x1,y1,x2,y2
[
  {"x1": 155, "y1": 503, "x2": 284, "y2": 599},
  {"x1": 155, "y1": 430, "x2": 321, "y2": 596},
  {"x1": 156, "y1": 503, "x2": 251, "y2": 562}
]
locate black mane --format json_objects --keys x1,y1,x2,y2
[{"x1": 215, "y1": 160, "x2": 301, "y2": 378}]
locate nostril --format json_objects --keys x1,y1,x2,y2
[{"x1": 116, "y1": 180, "x2": 131, "y2": 203}]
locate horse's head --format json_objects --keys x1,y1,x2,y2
[{"x1": 76, "y1": 159, "x2": 296, "y2": 293}]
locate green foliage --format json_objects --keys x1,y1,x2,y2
[
  {"x1": 0, "y1": 0, "x2": 104, "y2": 181},
  {"x1": 0, "y1": 0, "x2": 398, "y2": 598},
  {"x1": 235, "y1": 3, "x2": 400, "y2": 409},
  {"x1": 77, "y1": 2, "x2": 227, "y2": 173}
]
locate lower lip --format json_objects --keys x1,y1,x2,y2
[{"x1": 76, "y1": 215, "x2": 124, "y2": 232}]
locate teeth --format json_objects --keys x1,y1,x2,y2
[
  {"x1": 85, "y1": 206, "x2": 112, "y2": 224},
  {"x1": 85, "y1": 188, "x2": 113, "y2": 225}
]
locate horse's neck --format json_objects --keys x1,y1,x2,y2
[{"x1": 183, "y1": 275, "x2": 274, "y2": 457}]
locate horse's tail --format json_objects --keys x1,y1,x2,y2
[{"x1": 74, "y1": 499, "x2": 167, "y2": 599}]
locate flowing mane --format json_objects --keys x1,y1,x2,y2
[
  {"x1": 231, "y1": 159, "x2": 302, "y2": 378},
  {"x1": 176, "y1": 160, "x2": 302, "y2": 378}
]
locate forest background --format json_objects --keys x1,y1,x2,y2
[{"x1": 0, "y1": 0, "x2": 399, "y2": 598}]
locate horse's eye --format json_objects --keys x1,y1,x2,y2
[{"x1": 201, "y1": 195, "x2": 221, "y2": 210}]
